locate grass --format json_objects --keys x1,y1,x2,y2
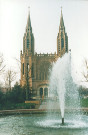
[{"x1": 80, "y1": 98, "x2": 88, "y2": 107}]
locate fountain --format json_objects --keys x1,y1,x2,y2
[{"x1": 47, "y1": 52, "x2": 81, "y2": 125}]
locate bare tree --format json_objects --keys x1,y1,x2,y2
[
  {"x1": 82, "y1": 58, "x2": 88, "y2": 82},
  {"x1": 5, "y1": 69, "x2": 17, "y2": 90},
  {"x1": 15, "y1": 57, "x2": 31, "y2": 100},
  {"x1": 0, "y1": 54, "x2": 6, "y2": 89},
  {"x1": 0, "y1": 54, "x2": 5, "y2": 74}
]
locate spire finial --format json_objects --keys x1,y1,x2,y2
[
  {"x1": 61, "y1": 6, "x2": 62, "y2": 16},
  {"x1": 28, "y1": 6, "x2": 30, "y2": 15},
  {"x1": 27, "y1": 6, "x2": 31, "y2": 28}
]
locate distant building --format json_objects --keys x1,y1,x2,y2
[{"x1": 20, "y1": 9, "x2": 68, "y2": 100}]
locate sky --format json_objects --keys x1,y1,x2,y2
[{"x1": 0, "y1": 0, "x2": 88, "y2": 86}]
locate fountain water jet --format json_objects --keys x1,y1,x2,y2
[{"x1": 49, "y1": 52, "x2": 80, "y2": 124}]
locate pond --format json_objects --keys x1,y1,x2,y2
[{"x1": 0, "y1": 113, "x2": 88, "y2": 135}]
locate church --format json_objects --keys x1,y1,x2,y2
[{"x1": 20, "y1": 9, "x2": 68, "y2": 100}]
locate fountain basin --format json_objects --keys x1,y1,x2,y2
[
  {"x1": 0, "y1": 113, "x2": 88, "y2": 135},
  {"x1": 0, "y1": 108, "x2": 88, "y2": 116}
]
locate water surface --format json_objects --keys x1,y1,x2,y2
[{"x1": 0, "y1": 114, "x2": 88, "y2": 135}]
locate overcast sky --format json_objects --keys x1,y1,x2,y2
[{"x1": 0, "y1": 0, "x2": 88, "y2": 86}]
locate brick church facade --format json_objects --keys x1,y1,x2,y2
[{"x1": 20, "y1": 9, "x2": 68, "y2": 100}]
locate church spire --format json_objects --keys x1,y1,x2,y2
[
  {"x1": 23, "y1": 7, "x2": 34, "y2": 55},
  {"x1": 57, "y1": 8, "x2": 68, "y2": 56},
  {"x1": 60, "y1": 7, "x2": 64, "y2": 28},
  {"x1": 26, "y1": 7, "x2": 32, "y2": 34},
  {"x1": 27, "y1": 7, "x2": 31, "y2": 27}
]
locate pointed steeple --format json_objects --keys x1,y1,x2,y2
[
  {"x1": 57, "y1": 8, "x2": 68, "y2": 56},
  {"x1": 23, "y1": 7, "x2": 34, "y2": 55},
  {"x1": 60, "y1": 7, "x2": 64, "y2": 28},
  {"x1": 26, "y1": 7, "x2": 32, "y2": 34}
]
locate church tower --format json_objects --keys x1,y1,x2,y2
[
  {"x1": 20, "y1": 10, "x2": 34, "y2": 88},
  {"x1": 23, "y1": 11, "x2": 34, "y2": 55},
  {"x1": 57, "y1": 8, "x2": 68, "y2": 56},
  {"x1": 20, "y1": 8, "x2": 69, "y2": 101}
]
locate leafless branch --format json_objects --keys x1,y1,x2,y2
[
  {"x1": 82, "y1": 58, "x2": 88, "y2": 82},
  {"x1": 0, "y1": 54, "x2": 5, "y2": 73},
  {"x1": 4, "y1": 69, "x2": 17, "y2": 89}
]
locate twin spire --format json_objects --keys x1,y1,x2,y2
[
  {"x1": 23, "y1": 7, "x2": 68, "y2": 56},
  {"x1": 26, "y1": 7, "x2": 64, "y2": 31}
]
